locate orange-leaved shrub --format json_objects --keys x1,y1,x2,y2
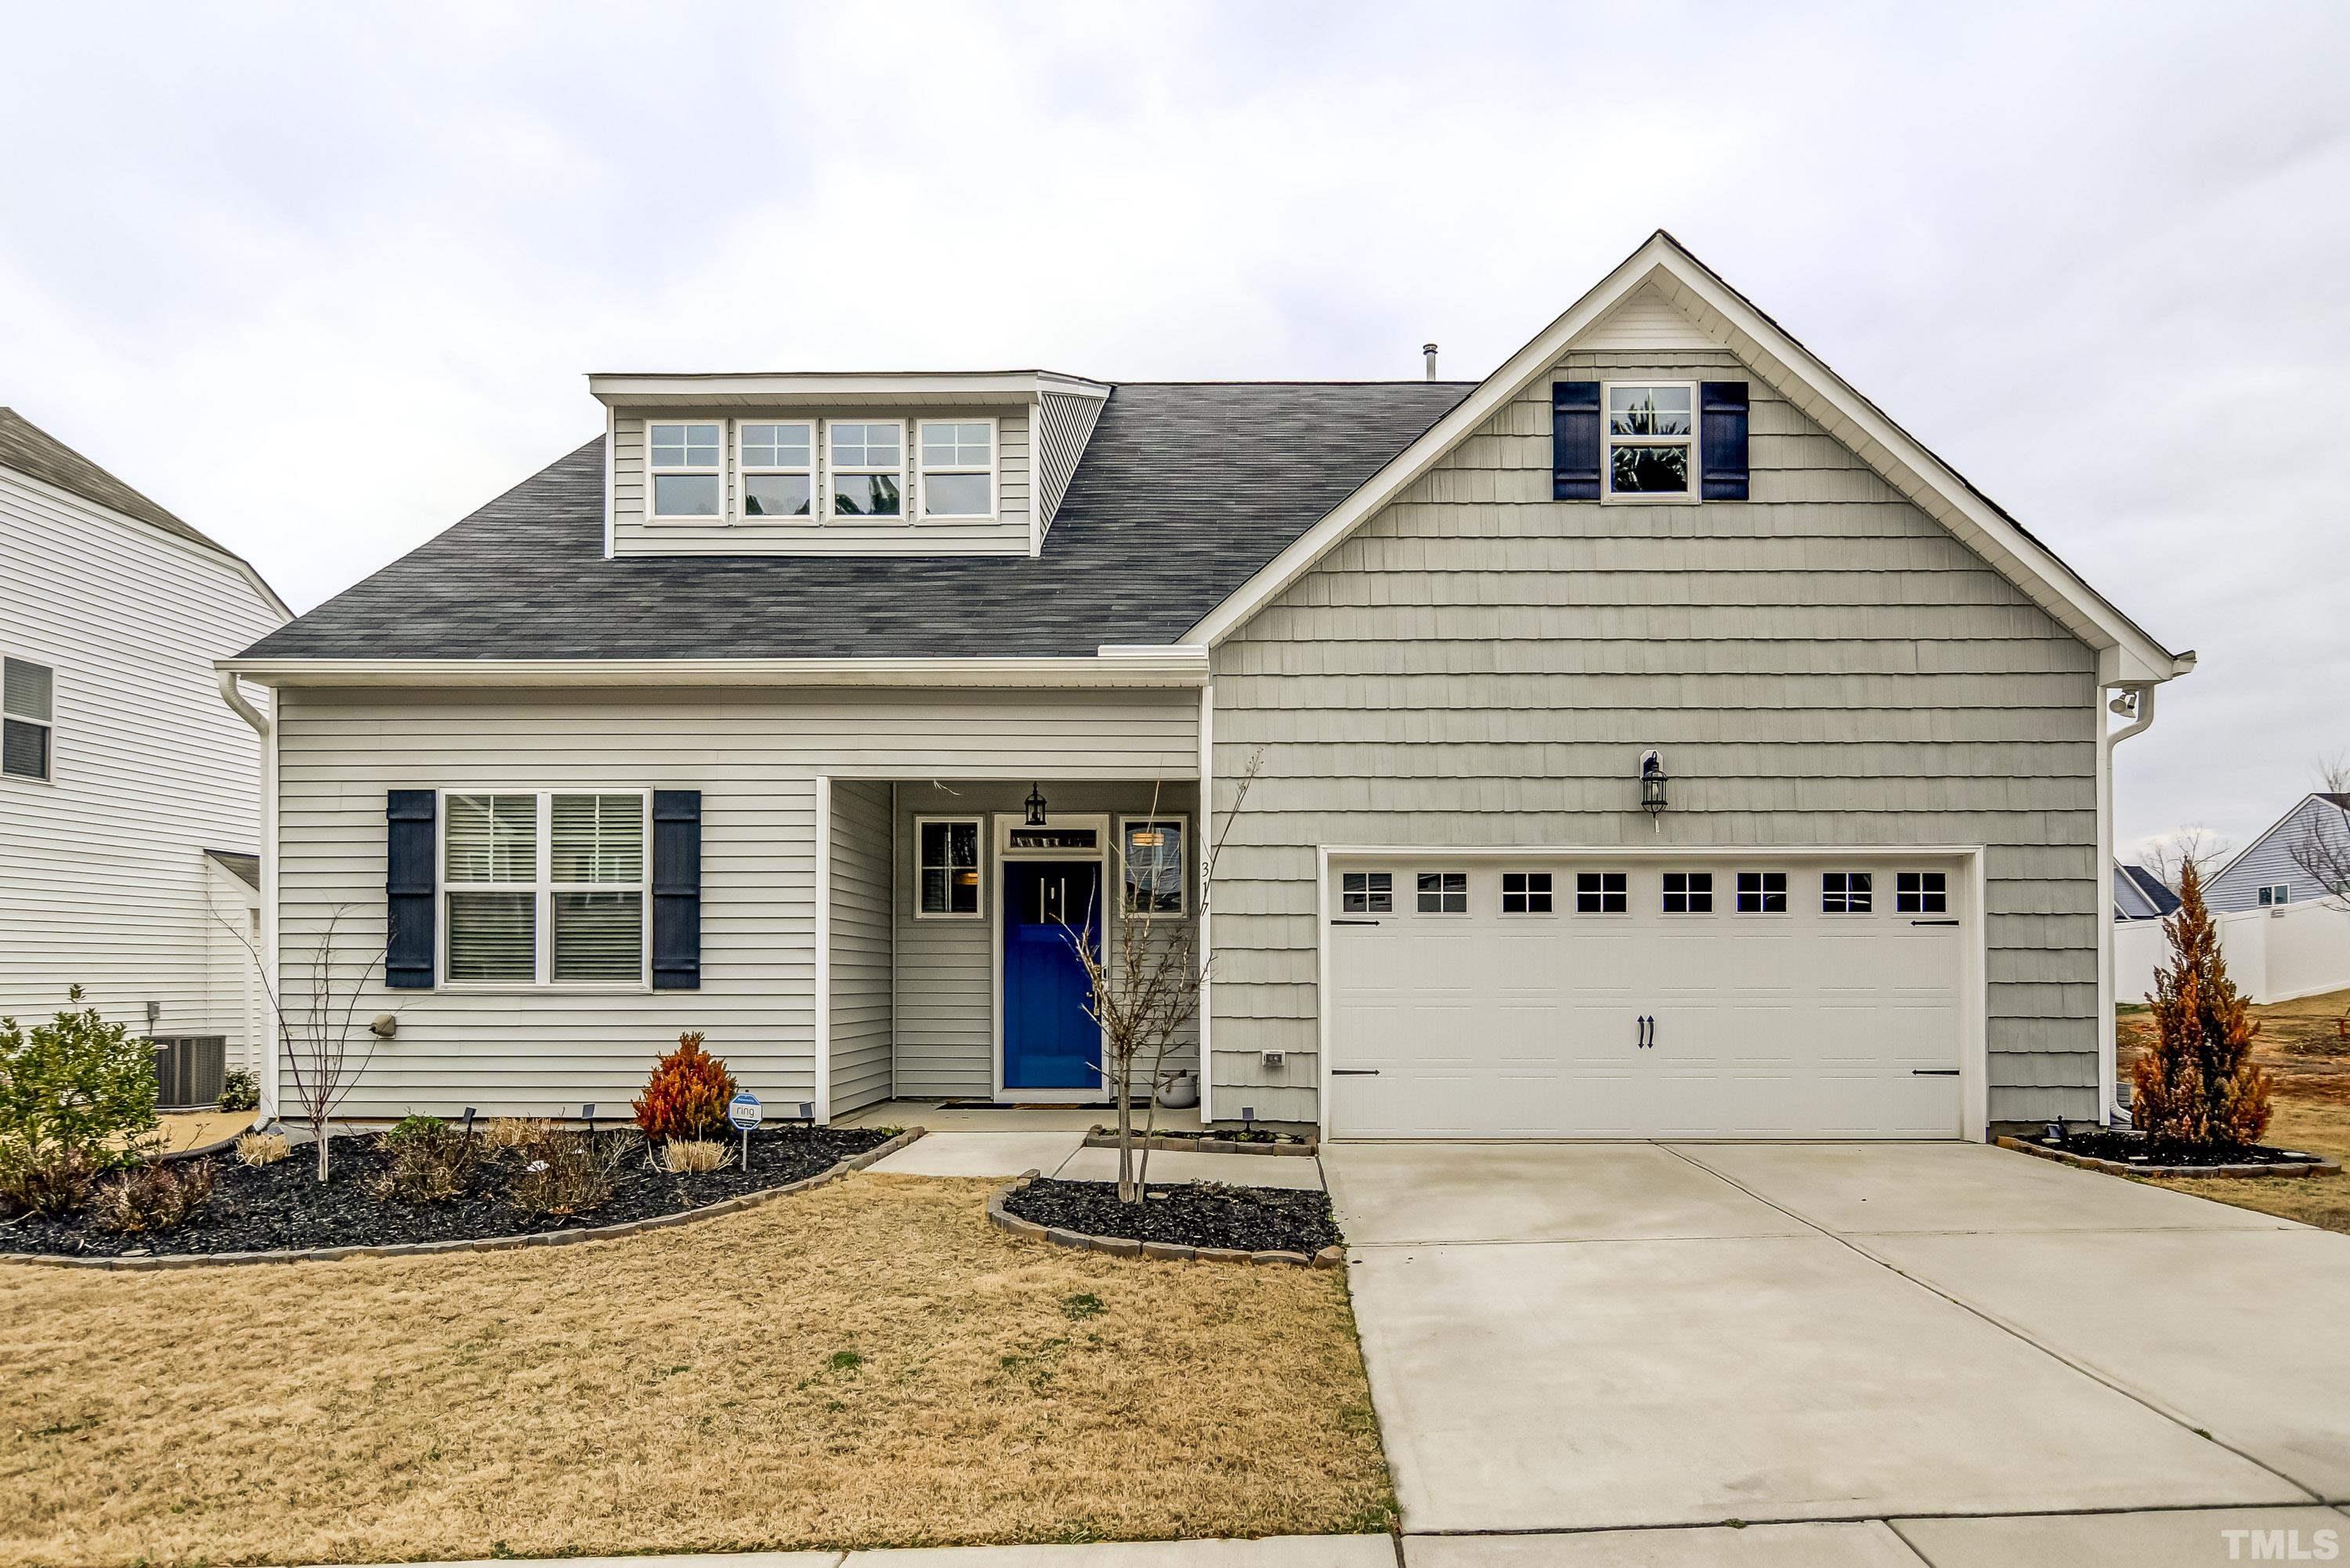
[
  {"x1": 632, "y1": 1031, "x2": 738, "y2": 1143},
  {"x1": 2132, "y1": 862, "x2": 2271, "y2": 1149}
]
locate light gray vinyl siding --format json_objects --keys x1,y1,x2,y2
[
  {"x1": 1206, "y1": 342, "x2": 2102, "y2": 1125},
  {"x1": 2206, "y1": 796, "x2": 2350, "y2": 912},
  {"x1": 891, "y1": 780, "x2": 1201, "y2": 1100},
  {"x1": 0, "y1": 464, "x2": 284, "y2": 1065},
  {"x1": 610, "y1": 406, "x2": 1033, "y2": 557},
  {"x1": 273, "y1": 686, "x2": 1196, "y2": 1120},
  {"x1": 1033, "y1": 391, "x2": 1107, "y2": 533},
  {"x1": 827, "y1": 779, "x2": 893, "y2": 1115}
]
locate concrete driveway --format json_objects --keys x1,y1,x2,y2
[{"x1": 1329, "y1": 1140, "x2": 2350, "y2": 1563}]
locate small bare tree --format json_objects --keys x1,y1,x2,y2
[
  {"x1": 211, "y1": 899, "x2": 385, "y2": 1181},
  {"x1": 2141, "y1": 825, "x2": 2234, "y2": 893},
  {"x1": 2289, "y1": 756, "x2": 2350, "y2": 909},
  {"x1": 1061, "y1": 751, "x2": 1263, "y2": 1202}
]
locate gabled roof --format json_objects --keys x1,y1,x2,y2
[
  {"x1": 236, "y1": 381, "x2": 1473, "y2": 663},
  {"x1": 0, "y1": 408, "x2": 287, "y2": 616},
  {"x1": 2209, "y1": 793, "x2": 2350, "y2": 887},
  {"x1": 2113, "y1": 862, "x2": 2181, "y2": 920},
  {"x1": 1184, "y1": 232, "x2": 2190, "y2": 687}
]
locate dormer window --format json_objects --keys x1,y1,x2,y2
[
  {"x1": 919, "y1": 420, "x2": 996, "y2": 518},
  {"x1": 1604, "y1": 383, "x2": 1694, "y2": 497},
  {"x1": 739, "y1": 422, "x2": 813, "y2": 518},
  {"x1": 649, "y1": 422, "x2": 722, "y2": 518},
  {"x1": 829, "y1": 421, "x2": 904, "y2": 517}
]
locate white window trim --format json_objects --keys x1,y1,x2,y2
[
  {"x1": 1115, "y1": 813, "x2": 1189, "y2": 917},
  {"x1": 736, "y1": 419, "x2": 816, "y2": 525},
  {"x1": 1571, "y1": 869, "x2": 1631, "y2": 916},
  {"x1": 648, "y1": 420, "x2": 726, "y2": 522},
  {"x1": 2259, "y1": 883, "x2": 2292, "y2": 907},
  {"x1": 1734, "y1": 870, "x2": 1791, "y2": 916},
  {"x1": 1822, "y1": 870, "x2": 1876, "y2": 916},
  {"x1": 1660, "y1": 870, "x2": 1716, "y2": 916},
  {"x1": 1340, "y1": 870, "x2": 1394, "y2": 916},
  {"x1": 438, "y1": 788, "x2": 652, "y2": 991},
  {"x1": 1600, "y1": 379, "x2": 1699, "y2": 505},
  {"x1": 1499, "y1": 869, "x2": 1556, "y2": 916},
  {"x1": 2, "y1": 653, "x2": 55, "y2": 785},
  {"x1": 913, "y1": 814, "x2": 985, "y2": 920},
  {"x1": 1412, "y1": 869, "x2": 1470, "y2": 917},
  {"x1": 826, "y1": 417, "x2": 909, "y2": 522},
  {"x1": 916, "y1": 416, "x2": 1000, "y2": 522}
]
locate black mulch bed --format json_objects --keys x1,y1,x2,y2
[
  {"x1": 2030, "y1": 1129, "x2": 2329, "y2": 1168},
  {"x1": 1, "y1": 1124, "x2": 894, "y2": 1259},
  {"x1": 1003, "y1": 1176, "x2": 1342, "y2": 1255},
  {"x1": 1094, "y1": 1124, "x2": 1310, "y2": 1147}
]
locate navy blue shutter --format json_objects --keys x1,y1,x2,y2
[
  {"x1": 652, "y1": 790, "x2": 702, "y2": 991},
  {"x1": 385, "y1": 790, "x2": 436, "y2": 989},
  {"x1": 1700, "y1": 381, "x2": 1749, "y2": 500},
  {"x1": 1552, "y1": 381, "x2": 1601, "y2": 500}
]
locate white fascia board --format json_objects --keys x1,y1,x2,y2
[
  {"x1": 588, "y1": 370, "x2": 1111, "y2": 406},
  {"x1": 216, "y1": 649, "x2": 1209, "y2": 690},
  {"x1": 1183, "y1": 232, "x2": 2183, "y2": 685}
]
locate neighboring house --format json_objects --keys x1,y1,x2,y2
[
  {"x1": 2113, "y1": 862, "x2": 2181, "y2": 922},
  {"x1": 222, "y1": 232, "x2": 2192, "y2": 1141},
  {"x1": 1, "y1": 409, "x2": 289, "y2": 1102},
  {"x1": 2204, "y1": 794, "x2": 2350, "y2": 912}
]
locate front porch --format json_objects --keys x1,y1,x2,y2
[{"x1": 822, "y1": 778, "x2": 1203, "y2": 1122}]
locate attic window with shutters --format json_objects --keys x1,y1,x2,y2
[
  {"x1": 2, "y1": 657, "x2": 53, "y2": 782},
  {"x1": 649, "y1": 423, "x2": 723, "y2": 518},
  {"x1": 1604, "y1": 383, "x2": 1694, "y2": 497}
]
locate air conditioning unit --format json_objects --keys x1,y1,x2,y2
[{"x1": 152, "y1": 1035, "x2": 227, "y2": 1111}]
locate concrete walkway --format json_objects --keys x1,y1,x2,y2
[
  {"x1": 1329, "y1": 1140, "x2": 2350, "y2": 1562},
  {"x1": 865, "y1": 1128, "x2": 1326, "y2": 1190}
]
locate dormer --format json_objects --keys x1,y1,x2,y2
[{"x1": 591, "y1": 370, "x2": 1111, "y2": 558}]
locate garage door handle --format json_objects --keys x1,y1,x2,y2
[
  {"x1": 1911, "y1": 1068, "x2": 1960, "y2": 1076},
  {"x1": 1331, "y1": 1068, "x2": 1380, "y2": 1076},
  {"x1": 1910, "y1": 919, "x2": 1960, "y2": 927},
  {"x1": 1331, "y1": 918, "x2": 1383, "y2": 927}
]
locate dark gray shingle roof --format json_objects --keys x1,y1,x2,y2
[
  {"x1": 243, "y1": 381, "x2": 1475, "y2": 661},
  {"x1": 0, "y1": 407, "x2": 246, "y2": 559}
]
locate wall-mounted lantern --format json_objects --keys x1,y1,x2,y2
[
  {"x1": 1024, "y1": 782, "x2": 1050, "y2": 826},
  {"x1": 1639, "y1": 750, "x2": 1669, "y2": 825}
]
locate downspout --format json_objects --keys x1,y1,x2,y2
[
  {"x1": 2098, "y1": 678, "x2": 2161, "y2": 1125},
  {"x1": 217, "y1": 670, "x2": 277, "y2": 1124}
]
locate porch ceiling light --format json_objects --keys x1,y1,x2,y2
[
  {"x1": 1640, "y1": 750, "x2": 1668, "y2": 819},
  {"x1": 1025, "y1": 781, "x2": 1049, "y2": 826}
]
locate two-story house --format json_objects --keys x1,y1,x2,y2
[
  {"x1": 222, "y1": 233, "x2": 2191, "y2": 1140},
  {"x1": 2, "y1": 409, "x2": 288, "y2": 1104}
]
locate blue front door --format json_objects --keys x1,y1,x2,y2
[{"x1": 1003, "y1": 859, "x2": 1102, "y2": 1091}]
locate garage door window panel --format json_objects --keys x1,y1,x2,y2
[
  {"x1": 1574, "y1": 871, "x2": 1627, "y2": 914},
  {"x1": 1661, "y1": 871, "x2": 1713, "y2": 914},
  {"x1": 1341, "y1": 871, "x2": 1392, "y2": 915},
  {"x1": 1823, "y1": 872, "x2": 1874, "y2": 915},
  {"x1": 1415, "y1": 872, "x2": 1467, "y2": 915},
  {"x1": 1736, "y1": 871, "x2": 1788, "y2": 914},
  {"x1": 1501, "y1": 871, "x2": 1553, "y2": 915},
  {"x1": 1896, "y1": 872, "x2": 1947, "y2": 914}
]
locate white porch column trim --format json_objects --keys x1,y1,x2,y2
[
  {"x1": 814, "y1": 774, "x2": 833, "y2": 1125},
  {"x1": 1198, "y1": 678, "x2": 1214, "y2": 1126}
]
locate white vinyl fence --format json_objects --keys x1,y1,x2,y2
[{"x1": 2117, "y1": 898, "x2": 2350, "y2": 1008}]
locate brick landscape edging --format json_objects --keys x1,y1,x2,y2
[
  {"x1": 985, "y1": 1170, "x2": 1344, "y2": 1270},
  {"x1": 0, "y1": 1128, "x2": 925, "y2": 1272},
  {"x1": 1079, "y1": 1129, "x2": 1318, "y2": 1158},
  {"x1": 1997, "y1": 1134, "x2": 2341, "y2": 1180}
]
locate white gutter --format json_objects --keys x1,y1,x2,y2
[
  {"x1": 2098, "y1": 652, "x2": 2190, "y2": 1125},
  {"x1": 216, "y1": 649, "x2": 1210, "y2": 690},
  {"x1": 217, "y1": 671, "x2": 279, "y2": 1124}
]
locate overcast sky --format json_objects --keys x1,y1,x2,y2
[{"x1": 2, "y1": 2, "x2": 2344, "y2": 858}]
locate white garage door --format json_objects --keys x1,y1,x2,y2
[{"x1": 1326, "y1": 855, "x2": 1968, "y2": 1139}]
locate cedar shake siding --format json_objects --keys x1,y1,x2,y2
[{"x1": 1206, "y1": 343, "x2": 2102, "y2": 1125}]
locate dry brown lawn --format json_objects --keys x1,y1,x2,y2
[
  {"x1": 0, "y1": 1173, "x2": 1393, "y2": 1566},
  {"x1": 2120, "y1": 986, "x2": 2350, "y2": 1234}
]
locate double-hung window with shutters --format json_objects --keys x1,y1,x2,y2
[
  {"x1": 1603, "y1": 382, "x2": 1695, "y2": 497},
  {"x1": 1555, "y1": 379, "x2": 1748, "y2": 502},
  {"x1": 2, "y1": 657, "x2": 53, "y2": 782},
  {"x1": 443, "y1": 790, "x2": 649, "y2": 986},
  {"x1": 649, "y1": 423, "x2": 724, "y2": 518}
]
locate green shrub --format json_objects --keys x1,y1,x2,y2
[
  {"x1": 0, "y1": 987, "x2": 159, "y2": 1217},
  {"x1": 91, "y1": 1158, "x2": 216, "y2": 1234},
  {"x1": 385, "y1": 1113, "x2": 446, "y2": 1143},
  {"x1": 216, "y1": 1070, "x2": 259, "y2": 1113}
]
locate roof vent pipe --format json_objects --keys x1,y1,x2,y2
[{"x1": 1423, "y1": 342, "x2": 1439, "y2": 381}]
